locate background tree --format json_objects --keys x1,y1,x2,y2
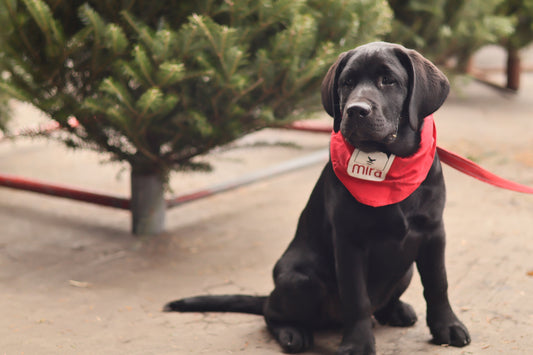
[
  {"x1": 387, "y1": 0, "x2": 514, "y2": 70},
  {"x1": 496, "y1": 0, "x2": 533, "y2": 89},
  {"x1": 0, "y1": 0, "x2": 392, "y2": 235}
]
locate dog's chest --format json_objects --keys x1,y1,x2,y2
[{"x1": 367, "y1": 235, "x2": 419, "y2": 280}]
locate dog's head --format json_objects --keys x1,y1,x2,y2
[{"x1": 321, "y1": 42, "x2": 449, "y2": 157}]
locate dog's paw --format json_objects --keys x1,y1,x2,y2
[
  {"x1": 335, "y1": 342, "x2": 376, "y2": 355},
  {"x1": 374, "y1": 300, "x2": 417, "y2": 327},
  {"x1": 274, "y1": 326, "x2": 313, "y2": 353},
  {"x1": 430, "y1": 320, "x2": 471, "y2": 347}
]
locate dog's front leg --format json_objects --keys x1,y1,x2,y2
[
  {"x1": 416, "y1": 226, "x2": 471, "y2": 347},
  {"x1": 333, "y1": 233, "x2": 375, "y2": 355}
]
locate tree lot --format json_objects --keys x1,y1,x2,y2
[{"x1": 0, "y1": 0, "x2": 531, "y2": 234}]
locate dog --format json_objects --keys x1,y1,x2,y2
[{"x1": 164, "y1": 42, "x2": 471, "y2": 355}]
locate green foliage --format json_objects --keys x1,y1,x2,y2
[
  {"x1": 496, "y1": 0, "x2": 533, "y2": 50},
  {"x1": 387, "y1": 0, "x2": 515, "y2": 69},
  {"x1": 0, "y1": 0, "x2": 391, "y2": 174},
  {"x1": 0, "y1": 92, "x2": 10, "y2": 132}
]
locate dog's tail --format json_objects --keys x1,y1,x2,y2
[{"x1": 163, "y1": 295, "x2": 267, "y2": 315}]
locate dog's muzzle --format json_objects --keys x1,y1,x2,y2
[
  {"x1": 343, "y1": 102, "x2": 399, "y2": 145},
  {"x1": 346, "y1": 102, "x2": 372, "y2": 119}
]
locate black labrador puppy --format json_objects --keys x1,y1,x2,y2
[{"x1": 165, "y1": 42, "x2": 470, "y2": 355}]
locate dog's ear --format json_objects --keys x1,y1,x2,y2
[
  {"x1": 394, "y1": 46, "x2": 450, "y2": 131},
  {"x1": 321, "y1": 51, "x2": 351, "y2": 132}
]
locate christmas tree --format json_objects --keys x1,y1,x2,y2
[
  {"x1": 496, "y1": 0, "x2": 533, "y2": 89},
  {"x1": 0, "y1": 0, "x2": 392, "y2": 234},
  {"x1": 387, "y1": 0, "x2": 514, "y2": 70}
]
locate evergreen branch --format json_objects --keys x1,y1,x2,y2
[
  {"x1": 99, "y1": 78, "x2": 135, "y2": 113},
  {"x1": 1, "y1": 0, "x2": 17, "y2": 15},
  {"x1": 120, "y1": 10, "x2": 157, "y2": 55},
  {"x1": 226, "y1": 47, "x2": 246, "y2": 79},
  {"x1": 78, "y1": 3, "x2": 106, "y2": 47},
  {"x1": 6, "y1": 0, "x2": 41, "y2": 61},
  {"x1": 133, "y1": 45, "x2": 156, "y2": 86},
  {"x1": 153, "y1": 29, "x2": 176, "y2": 62},
  {"x1": 65, "y1": 26, "x2": 92, "y2": 55},
  {"x1": 116, "y1": 60, "x2": 148, "y2": 87},
  {"x1": 127, "y1": 133, "x2": 160, "y2": 164},
  {"x1": 22, "y1": 0, "x2": 53, "y2": 39},
  {"x1": 155, "y1": 61, "x2": 185, "y2": 86},
  {"x1": 22, "y1": 0, "x2": 67, "y2": 56},
  {"x1": 104, "y1": 106, "x2": 131, "y2": 129},
  {"x1": 135, "y1": 87, "x2": 163, "y2": 120},
  {"x1": 163, "y1": 144, "x2": 210, "y2": 168},
  {"x1": 104, "y1": 24, "x2": 128, "y2": 55},
  {"x1": 191, "y1": 14, "x2": 233, "y2": 78},
  {"x1": 73, "y1": 121, "x2": 135, "y2": 163},
  {"x1": 231, "y1": 77, "x2": 264, "y2": 104},
  {"x1": 84, "y1": 111, "x2": 160, "y2": 166},
  {"x1": 191, "y1": 14, "x2": 218, "y2": 55},
  {"x1": 0, "y1": 81, "x2": 33, "y2": 102},
  {"x1": 48, "y1": 12, "x2": 65, "y2": 49}
]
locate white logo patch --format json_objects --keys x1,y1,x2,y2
[{"x1": 347, "y1": 149, "x2": 395, "y2": 182}]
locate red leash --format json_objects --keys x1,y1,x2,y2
[
  {"x1": 286, "y1": 123, "x2": 533, "y2": 194},
  {"x1": 436, "y1": 147, "x2": 533, "y2": 194}
]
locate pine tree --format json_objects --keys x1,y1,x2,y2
[
  {"x1": 0, "y1": 0, "x2": 392, "y2": 234},
  {"x1": 496, "y1": 0, "x2": 533, "y2": 89},
  {"x1": 387, "y1": 0, "x2": 515, "y2": 70}
]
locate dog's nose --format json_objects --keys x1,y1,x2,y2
[{"x1": 346, "y1": 102, "x2": 371, "y2": 119}]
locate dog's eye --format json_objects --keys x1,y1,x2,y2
[
  {"x1": 342, "y1": 78, "x2": 355, "y2": 87},
  {"x1": 380, "y1": 75, "x2": 396, "y2": 86}
]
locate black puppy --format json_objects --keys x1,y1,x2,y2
[{"x1": 165, "y1": 42, "x2": 470, "y2": 355}]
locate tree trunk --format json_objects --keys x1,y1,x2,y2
[
  {"x1": 456, "y1": 53, "x2": 473, "y2": 74},
  {"x1": 130, "y1": 170, "x2": 166, "y2": 235},
  {"x1": 506, "y1": 46, "x2": 521, "y2": 91}
]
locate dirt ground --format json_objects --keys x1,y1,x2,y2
[{"x1": 1, "y1": 46, "x2": 532, "y2": 354}]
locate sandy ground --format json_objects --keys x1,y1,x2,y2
[{"x1": 0, "y1": 46, "x2": 532, "y2": 354}]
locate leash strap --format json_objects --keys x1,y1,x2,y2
[{"x1": 437, "y1": 146, "x2": 533, "y2": 194}]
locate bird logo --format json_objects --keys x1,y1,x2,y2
[{"x1": 366, "y1": 156, "x2": 377, "y2": 165}]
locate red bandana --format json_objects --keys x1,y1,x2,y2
[{"x1": 330, "y1": 115, "x2": 436, "y2": 207}]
